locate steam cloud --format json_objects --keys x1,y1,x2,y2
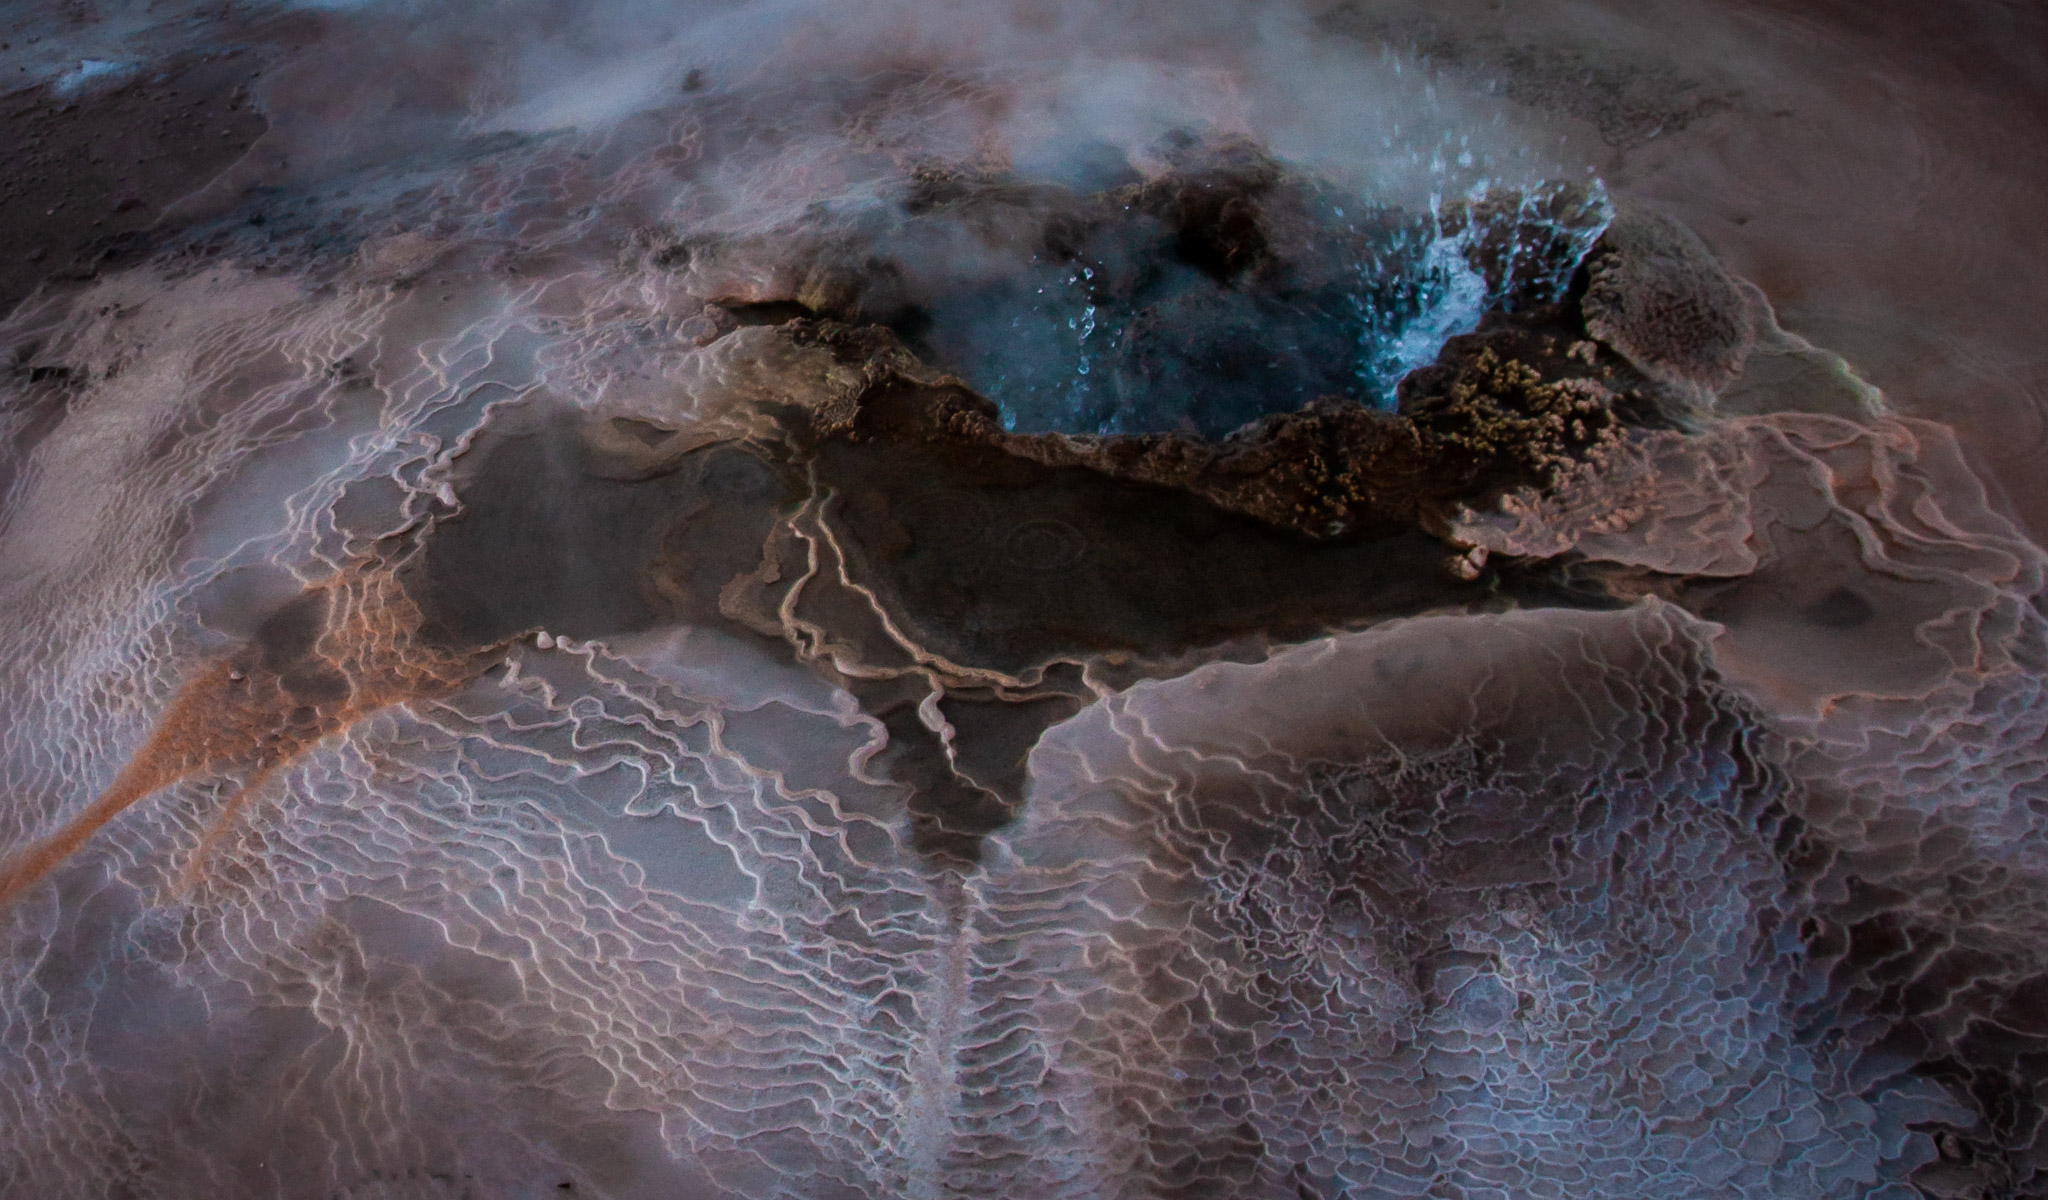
[{"x1": 3, "y1": 0, "x2": 2047, "y2": 1196}]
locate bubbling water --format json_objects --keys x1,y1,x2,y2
[{"x1": 811, "y1": 151, "x2": 1612, "y2": 437}]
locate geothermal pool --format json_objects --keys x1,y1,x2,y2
[{"x1": 2, "y1": 1, "x2": 2046, "y2": 1196}]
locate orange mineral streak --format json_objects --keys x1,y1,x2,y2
[
  {"x1": 172, "y1": 761, "x2": 287, "y2": 900},
  {"x1": 0, "y1": 571, "x2": 492, "y2": 911}
]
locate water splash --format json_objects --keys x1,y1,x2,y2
[{"x1": 940, "y1": 175, "x2": 1611, "y2": 438}]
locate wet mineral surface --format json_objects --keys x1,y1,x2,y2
[{"x1": 3, "y1": 2, "x2": 2047, "y2": 1197}]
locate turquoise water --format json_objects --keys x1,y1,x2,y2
[{"x1": 917, "y1": 179, "x2": 1609, "y2": 437}]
